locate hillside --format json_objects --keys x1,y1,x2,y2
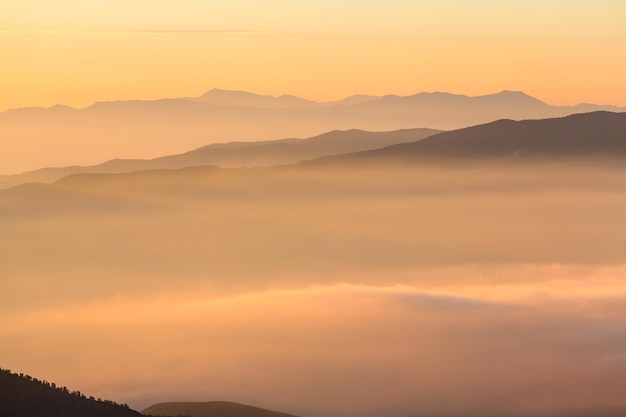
[
  {"x1": 0, "y1": 128, "x2": 439, "y2": 190},
  {"x1": 142, "y1": 402, "x2": 302, "y2": 417},
  {"x1": 0, "y1": 368, "x2": 144, "y2": 417},
  {"x1": 5, "y1": 115, "x2": 626, "y2": 417},
  {"x1": 314, "y1": 111, "x2": 626, "y2": 163},
  {"x1": 2, "y1": 89, "x2": 624, "y2": 175}
]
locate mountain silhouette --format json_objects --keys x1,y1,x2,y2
[
  {"x1": 3, "y1": 89, "x2": 624, "y2": 175},
  {"x1": 372, "y1": 90, "x2": 547, "y2": 109},
  {"x1": 190, "y1": 89, "x2": 318, "y2": 109},
  {"x1": 312, "y1": 111, "x2": 626, "y2": 163},
  {"x1": 189, "y1": 89, "x2": 379, "y2": 108},
  {"x1": 142, "y1": 401, "x2": 302, "y2": 417},
  {"x1": 0, "y1": 368, "x2": 144, "y2": 417},
  {"x1": 6, "y1": 111, "x2": 625, "y2": 195},
  {"x1": 0, "y1": 128, "x2": 439, "y2": 189}
]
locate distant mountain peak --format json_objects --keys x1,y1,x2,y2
[
  {"x1": 278, "y1": 94, "x2": 303, "y2": 99},
  {"x1": 201, "y1": 88, "x2": 263, "y2": 98},
  {"x1": 49, "y1": 104, "x2": 76, "y2": 111},
  {"x1": 194, "y1": 88, "x2": 315, "y2": 108},
  {"x1": 416, "y1": 91, "x2": 465, "y2": 97},
  {"x1": 336, "y1": 94, "x2": 380, "y2": 105},
  {"x1": 495, "y1": 89, "x2": 545, "y2": 99},
  {"x1": 372, "y1": 90, "x2": 549, "y2": 107}
]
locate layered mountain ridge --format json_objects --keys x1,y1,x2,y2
[
  {"x1": 0, "y1": 128, "x2": 440, "y2": 189},
  {"x1": 2, "y1": 89, "x2": 624, "y2": 175}
]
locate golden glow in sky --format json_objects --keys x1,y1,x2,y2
[
  {"x1": 1, "y1": 1, "x2": 626, "y2": 109},
  {"x1": 4, "y1": 3, "x2": 626, "y2": 416},
  {"x1": 2, "y1": 1, "x2": 626, "y2": 173}
]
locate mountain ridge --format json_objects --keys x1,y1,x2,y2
[
  {"x1": 2, "y1": 89, "x2": 619, "y2": 114},
  {"x1": 309, "y1": 111, "x2": 626, "y2": 164},
  {"x1": 0, "y1": 128, "x2": 440, "y2": 189},
  {"x1": 3, "y1": 90, "x2": 625, "y2": 175},
  {"x1": 0, "y1": 368, "x2": 144, "y2": 417}
]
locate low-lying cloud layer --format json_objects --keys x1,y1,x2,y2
[
  {"x1": 2, "y1": 163, "x2": 626, "y2": 416},
  {"x1": 4, "y1": 280, "x2": 626, "y2": 417}
]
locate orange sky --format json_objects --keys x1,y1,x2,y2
[
  {"x1": 3, "y1": 3, "x2": 626, "y2": 414},
  {"x1": 1, "y1": 0, "x2": 626, "y2": 110}
]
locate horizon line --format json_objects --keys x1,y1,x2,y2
[{"x1": 1, "y1": 89, "x2": 623, "y2": 114}]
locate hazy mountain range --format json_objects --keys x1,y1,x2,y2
[
  {"x1": 0, "y1": 128, "x2": 440, "y2": 190},
  {"x1": 311, "y1": 111, "x2": 626, "y2": 164},
  {"x1": 4, "y1": 111, "x2": 626, "y2": 417},
  {"x1": 2, "y1": 111, "x2": 625, "y2": 190},
  {"x1": 2, "y1": 88, "x2": 624, "y2": 174},
  {"x1": 3, "y1": 110, "x2": 623, "y2": 194},
  {"x1": 187, "y1": 88, "x2": 379, "y2": 108}
]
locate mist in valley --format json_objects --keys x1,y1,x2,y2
[
  {"x1": 4, "y1": 1, "x2": 626, "y2": 416},
  {"x1": 3, "y1": 161, "x2": 626, "y2": 417}
]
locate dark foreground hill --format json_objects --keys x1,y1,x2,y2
[
  {"x1": 0, "y1": 368, "x2": 143, "y2": 417},
  {"x1": 142, "y1": 402, "x2": 302, "y2": 417},
  {"x1": 314, "y1": 111, "x2": 626, "y2": 164}
]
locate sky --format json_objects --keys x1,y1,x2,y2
[{"x1": 1, "y1": 0, "x2": 626, "y2": 111}]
